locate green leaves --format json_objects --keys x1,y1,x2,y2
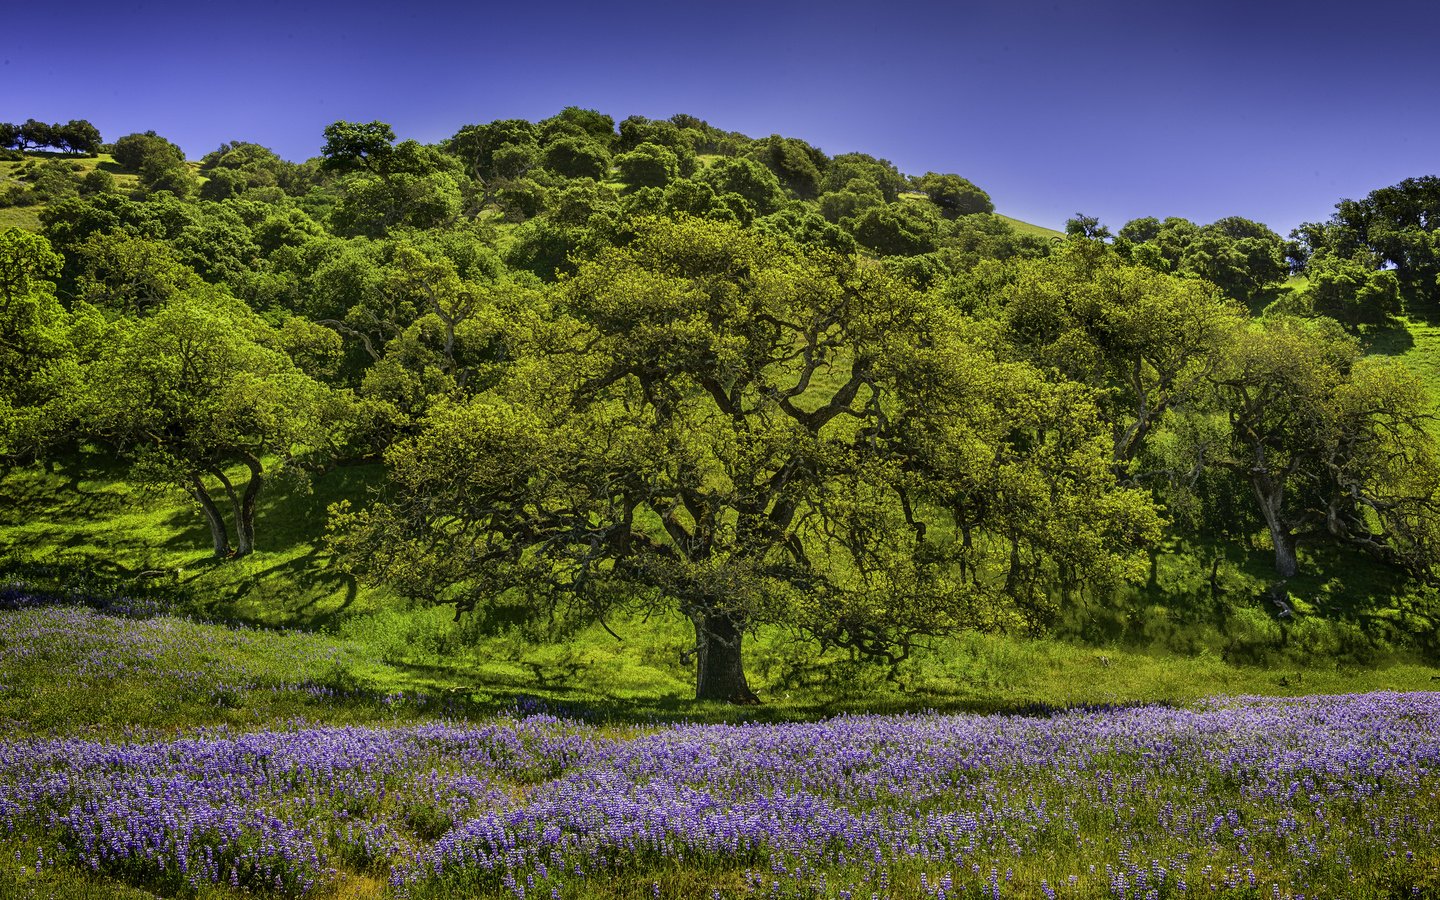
[
  {"x1": 320, "y1": 121, "x2": 397, "y2": 174},
  {"x1": 915, "y1": 172, "x2": 994, "y2": 218},
  {"x1": 0, "y1": 229, "x2": 74, "y2": 460},
  {"x1": 335, "y1": 217, "x2": 1165, "y2": 698},
  {"x1": 79, "y1": 287, "x2": 354, "y2": 555}
]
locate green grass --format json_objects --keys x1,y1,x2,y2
[
  {"x1": 0, "y1": 452, "x2": 390, "y2": 627},
  {"x1": 996, "y1": 212, "x2": 1064, "y2": 240},
  {"x1": 0, "y1": 866, "x2": 181, "y2": 900},
  {"x1": 1356, "y1": 316, "x2": 1440, "y2": 438},
  {"x1": 0, "y1": 205, "x2": 42, "y2": 231},
  {"x1": 2, "y1": 319, "x2": 1439, "y2": 738},
  {"x1": 1392, "y1": 316, "x2": 1440, "y2": 388},
  {"x1": 2, "y1": 452, "x2": 1438, "y2": 900},
  {"x1": 2, "y1": 547, "x2": 1435, "y2": 740},
  {"x1": 0, "y1": 151, "x2": 152, "y2": 232},
  {"x1": 1, "y1": 613, "x2": 1435, "y2": 899},
  {"x1": 3, "y1": 440, "x2": 1438, "y2": 737}
]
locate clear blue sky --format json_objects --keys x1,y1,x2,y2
[{"x1": 4, "y1": 0, "x2": 1437, "y2": 234}]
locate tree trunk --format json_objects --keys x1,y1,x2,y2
[
  {"x1": 236, "y1": 453, "x2": 264, "y2": 557},
  {"x1": 1252, "y1": 479, "x2": 1298, "y2": 578},
  {"x1": 1271, "y1": 529, "x2": 1298, "y2": 579},
  {"x1": 692, "y1": 612, "x2": 759, "y2": 704},
  {"x1": 191, "y1": 476, "x2": 231, "y2": 558}
]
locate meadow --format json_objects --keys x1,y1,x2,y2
[
  {"x1": 0, "y1": 581, "x2": 1437, "y2": 899},
  {"x1": 5, "y1": 416, "x2": 1440, "y2": 898}
]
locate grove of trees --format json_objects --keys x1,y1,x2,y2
[
  {"x1": 0, "y1": 119, "x2": 103, "y2": 155},
  {"x1": 3, "y1": 107, "x2": 1439, "y2": 700}
]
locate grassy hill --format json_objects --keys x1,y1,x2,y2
[
  {"x1": 1, "y1": 153, "x2": 1437, "y2": 900},
  {"x1": 0, "y1": 145, "x2": 1434, "y2": 722},
  {"x1": 995, "y1": 212, "x2": 1064, "y2": 239},
  {"x1": 0, "y1": 151, "x2": 146, "y2": 230}
]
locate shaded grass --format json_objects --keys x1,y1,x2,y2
[
  {"x1": 3, "y1": 446, "x2": 1439, "y2": 737},
  {"x1": 0, "y1": 865, "x2": 170, "y2": 900},
  {"x1": 8, "y1": 311, "x2": 1440, "y2": 724},
  {"x1": 0, "y1": 451, "x2": 391, "y2": 627},
  {"x1": 3, "y1": 570, "x2": 1435, "y2": 741}
]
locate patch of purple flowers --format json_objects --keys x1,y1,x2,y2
[
  {"x1": 0, "y1": 604, "x2": 360, "y2": 710},
  {"x1": 0, "y1": 693, "x2": 1436, "y2": 897}
]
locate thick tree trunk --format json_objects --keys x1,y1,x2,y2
[
  {"x1": 190, "y1": 476, "x2": 231, "y2": 558},
  {"x1": 1271, "y1": 529, "x2": 1298, "y2": 579},
  {"x1": 1252, "y1": 477, "x2": 1298, "y2": 578},
  {"x1": 692, "y1": 612, "x2": 759, "y2": 704}
]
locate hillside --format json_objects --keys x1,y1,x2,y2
[
  {"x1": 3, "y1": 108, "x2": 1440, "y2": 900},
  {"x1": 2, "y1": 110, "x2": 1438, "y2": 693}
]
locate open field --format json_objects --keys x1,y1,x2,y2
[
  {"x1": 4, "y1": 444, "x2": 1439, "y2": 730},
  {"x1": 0, "y1": 634, "x2": 1436, "y2": 900}
]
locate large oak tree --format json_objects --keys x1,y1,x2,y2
[{"x1": 331, "y1": 217, "x2": 1161, "y2": 701}]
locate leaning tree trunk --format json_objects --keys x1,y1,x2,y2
[
  {"x1": 212, "y1": 457, "x2": 265, "y2": 558},
  {"x1": 691, "y1": 611, "x2": 759, "y2": 704},
  {"x1": 190, "y1": 475, "x2": 231, "y2": 558}
]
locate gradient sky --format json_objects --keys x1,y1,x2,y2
[{"x1": 4, "y1": 0, "x2": 1438, "y2": 234}]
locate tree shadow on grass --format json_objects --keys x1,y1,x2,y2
[
  {"x1": 215, "y1": 552, "x2": 360, "y2": 630},
  {"x1": 434, "y1": 684, "x2": 1187, "y2": 727},
  {"x1": 1360, "y1": 320, "x2": 1416, "y2": 355},
  {"x1": 1, "y1": 455, "x2": 142, "y2": 527}
]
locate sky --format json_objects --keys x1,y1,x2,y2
[{"x1": 3, "y1": 0, "x2": 1438, "y2": 235}]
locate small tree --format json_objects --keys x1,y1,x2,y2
[
  {"x1": 321, "y1": 120, "x2": 396, "y2": 174},
  {"x1": 17, "y1": 120, "x2": 54, "y2": 152},
  {"x1": 542, "y1": 136, "x2": 611, "y2": 180},
  {"x1": 697, "y1": 157, "x2": 785, "y2": 216},
  {"x1": 112, "y1": 131, "x2": 185, "y2": 171},
  {"x1": 616, "y1": 142, "x2": 680, "y2": 189},
  {"x1": 915, "y1": 172, "x2": 993, "y2": 218},
  {"x1": 85, "y1": 289, "x2": 352, "y2": 557},
  {"x1": 1215, "y1": 315, "x2": 1440, "y2": 578},
  {"x1": 1305, "y1": 252, "x2": 1401, "y2": 330},
  {"x1": 56, "y1": 120, "x2": 102, "y2": 155}
]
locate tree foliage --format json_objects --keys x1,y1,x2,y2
[
  {"x1": 331, "y1": 217, "x2": 1161, "y2": 701},
  {"x1": 84, "y1": 290, "x2": 353, "y2": 557},
  {"x1": 0, "y1": 229, "x2": 77, "y2": 462},
  {"x1": 1300, "y1": 177, "x2": 1440, "y2": 311},
  {"x1": 915, "y1": 172, "x2": 994, "y2": 218},
  {"x1": 0, "y1": 119, "x2": 101, "y2": 154},
  {"x1": 1215, "y1": 316, "x2": 1440, "y2": 578},
  {"x1": 1117, "y1": 215, "x2": 1288, "y2": 305},
  {"x1": 7, "y1": 104, "x2": 1440, "y2": 702}
]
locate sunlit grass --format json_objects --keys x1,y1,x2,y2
[{"x1": 995, "y1": 212, "x2": 1063, "y2": 240}]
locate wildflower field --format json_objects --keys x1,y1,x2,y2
[{"x1": 1, "y1": 607, "x2": 1438, "y2": 899}]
